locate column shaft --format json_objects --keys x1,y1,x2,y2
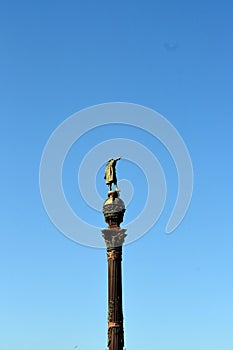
[{"x1": 107, "y1": 247, "x2": 124, "y2": 350}]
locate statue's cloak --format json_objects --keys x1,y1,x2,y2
[{"x1": 104, "y1": 159, "x2": 117, "y2": 185}]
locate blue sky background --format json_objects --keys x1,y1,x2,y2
[{"x1": 1, "y1": 1, "x2": 233, "y2": 349}]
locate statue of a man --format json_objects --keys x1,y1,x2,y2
[{"x1": 104, "y1": 157, "x2": 121, "y2": 191}]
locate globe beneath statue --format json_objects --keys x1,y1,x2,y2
[{"x1": 102, "y1": 190, "x2": 126, "y2": 228}]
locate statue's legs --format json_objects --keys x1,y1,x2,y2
[{"x1": 108, "y1": 182, "x2": 119, "y2": 191}]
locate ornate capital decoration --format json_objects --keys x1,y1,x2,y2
[
  {"x1": 107, "y1": 249, "x2": 122, "y2": 260},
  {"x1": 102, "y1": 229, "x2": 127, "y2": 248}
]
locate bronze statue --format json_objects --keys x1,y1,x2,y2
[{"x1": 104, "y1": 158, "x2": 121, "y2": 191}]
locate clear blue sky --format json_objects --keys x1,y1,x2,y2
[{"x1": 1, "y1": 1, "x2": 233, "y2": 349}]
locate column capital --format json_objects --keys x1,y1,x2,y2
[{"x1": 102, "y1": 228, "x2": 127, "y2": 248}]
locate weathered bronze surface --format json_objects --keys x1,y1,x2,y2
[
  {"x1": 106, "y1": 245, "x2": 124, "y2": 349},
  {"x1": 102, "y1": 190, "x2": 125, "y2": 229},
  {"x1": 104, "y1": 157, "x2": 121, "y2": 191},
  {"x1": 102, "y1": 186, "x2": 126, "y2": 350}
]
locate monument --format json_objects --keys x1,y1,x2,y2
[{"x1": 102, "y1": 158, "x2": 126, "y2": 350}]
